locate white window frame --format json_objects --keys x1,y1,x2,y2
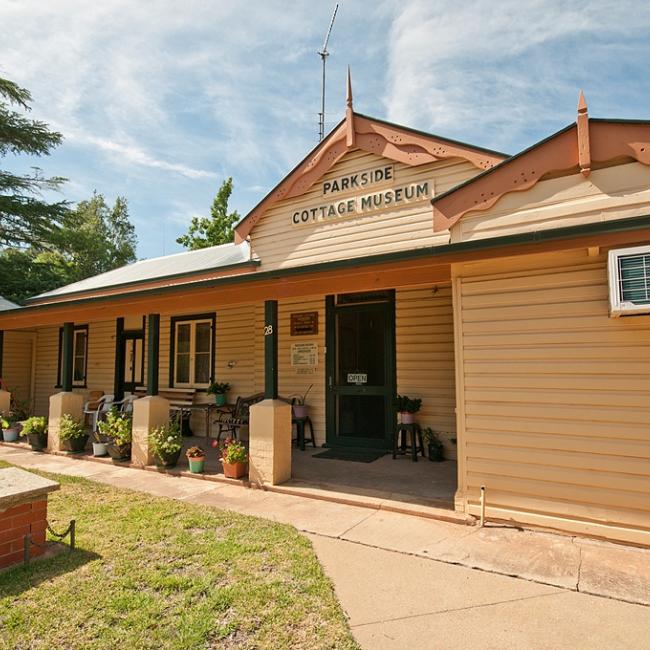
[
  {"x1": 173, "y1": 318, "x2": 213, "y2": 388},
  {"x1": 608, "y1": 245, "x2": 650, "y2": 317}
]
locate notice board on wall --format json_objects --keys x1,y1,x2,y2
[{"x1": 290, "y1": 311, "x2": 318, "y2": 336}]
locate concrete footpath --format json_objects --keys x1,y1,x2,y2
[{"x1": 1, "y1": 445, "x2": 649, "y2": 649}]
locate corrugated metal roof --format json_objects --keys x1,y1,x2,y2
[
  {"x1": 30, "y1": 241, "x2": 252, "y2": 301},
  {"x1": 0, "y1": 296, "x2": 19, "y2": 311}
]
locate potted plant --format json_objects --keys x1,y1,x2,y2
[
  {"x1": 59, "y1": 413, "x2": 89, "y2": 453},
  {"x1": 91, "y1": 428, "x2": 108, "y2": 457},
  {"x1": 219, "y1": 437, "x2": 248, "y2": 479},
  {"x1": 186, "y1": 445, "x2": 206, "y2": 473},
  {"x1": 422, "y1": 427, "x2": 444, "y2": 462},
  {"x1": 149, "y1": 419, "x2": 182, "y2": 468},
  {"x1": 207, "y1": 381, "x2": 231, "y2": 407},
  {"x1": 23, "y1": 416, "x2": 48, "y2": 451},
  {"x1": 98, "y1": 409, "x2": 132, "y2": 461},
  {"x1": 291, "y1": 384, "x2": 313, "y2": 419},
  {"x1": 1, "y1": 410, "x2": 22, "y2": 442},
  {"x1": 395, "y1": 395, "x2": 422, "y2": 424}
]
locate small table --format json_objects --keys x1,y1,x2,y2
[{"x1": 393, "y1": 423, "x2": 424, "y2": 462}]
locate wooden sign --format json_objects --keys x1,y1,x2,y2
[{"x1": 290, "y1": 311, "x2": 318, "y2": 336}]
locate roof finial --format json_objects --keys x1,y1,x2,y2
[
  {"x1": 346, "y1": 66, "x2": 353, "y2": 110},
  {"x1": 576, "y1": 90, "x2": 591, "y2": 177}
]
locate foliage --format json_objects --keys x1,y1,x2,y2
[
  {"x1": 1, "y1": 410, "x2": 20, "y2": 428},
  {"x1": 207, "y1": 381, "x2": 230, "y2": 395},
  {"x1": 395, "y1": 395, "x2": 422, "y2": 414},
  {"x1": 0, "y1": 76, "x2": 69, "y2": 249},
  {"x1": 176, "y1": 177, "x2": 240, "y2": 249},
  {"x1": 22, "y1": 416, "x2": 47, "y2": 436},
  {"x1": 0, "y1": 467, "x2": 359, "y2": 649},
  {"x1": 148, "y1": 419, "x2": 182, "y2": 460},
  {"x1": 185, "y1": 445, "x2": 205, "y2": 458},
  {"x1": 58, "y1": 414, "x2": 86, "y2": 440},
  {"x1": 291, "y1": 383, "x2": 313, "y2": 405},
  {"x1": 421, "y1": 427, "x2": 442, "y2": 446},
  {"x1": 220, "y1": 438, "x2": 248, "y2": 464},
  {"x1": 97, "y1": 409, "x2": 132, "y2": 446}
]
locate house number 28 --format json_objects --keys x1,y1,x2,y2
[{"x1": 264, "y1": 325, "x2": 274, "y2": 336}]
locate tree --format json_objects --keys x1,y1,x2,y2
[
  {"x1": 177, "y1": 177, "x2": 240, "y2": 250},
  {"x1": 0, "y1": 76, "x2": 68, "y2": 248},
  {"x1": 0, "y1": 193, "x2": 137, "y2": 303}
]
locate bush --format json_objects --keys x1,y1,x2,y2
[
  {"x1": 148, "y1": 420, "x2": 182, "y2": 460},
  {"x1": 220, "y1": 438, "x2": 248, "y2": 464},
  {"x1": 59, "y1": 414, "x2": 86, "y2": 440},
  {"x1": 22, "y1": 416, "x2": 47, "y2": 436},
  {"x1": 98, "y1": 409, "x2": 132, "y2": 445}
]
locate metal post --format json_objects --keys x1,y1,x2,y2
[
  {"x1": 62, "y1": 322, "x2": 74, "y2": 392},
  {"x1": 264, "y1": 300, "x2": 278, "y2": 400},
  {"x1": 147, "y1": 314, "x2": 160, "y2": 396},
  {"x1": 113, "y1": 318, "x2": 125, "y2": 401},
  {"x1": 480, "y1": 485, "x2": 486, "y2": 527}
]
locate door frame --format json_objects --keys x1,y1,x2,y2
[
  {"x1": 117, "y1": 319, "x2": 146, "y2": 396},
  {"x1": 325, "y1": 291, "x2": 396, "y2": 450}
]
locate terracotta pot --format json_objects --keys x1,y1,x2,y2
[
  {"x1": 222, "y1": 460, "x2": 247, "y2": 479},
  {"x1": 187, "y1": 456, "x2": 205, "y2": 473},
  {"x1": 400, "y1": 412, "x2": 415, "y2": 424}
]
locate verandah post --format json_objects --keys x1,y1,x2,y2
[
  {"x1": 264, "y1": 300, "x2": 278, "y2": 399},
  {"x1": 0, "y1": 330, "x2": 10, "y2": 414},
  {"x1": 147, "y1": 314, "x2": 160, "y2": 396},
  {"x1": 61, "y1": 322, "x2": 74, "y2": 392},
  {"x1": 113, "y1": 317, "x2": 125, "y2": 401}
]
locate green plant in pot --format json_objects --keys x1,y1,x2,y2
[
  {"x1": 1, "y1": 410, "x2": 22, "y2": 442},
  {"x1": 98, "y1": 409, "x2": 132, "y2": 461},
  {"x1": 291, "y1": 384, "x2": 313, "y2": 419},
  {"x1": 186, "y1": 445, "x2": 206, "y2": 473},
  {"x1": 422, "y1": 427, "x2": 444, "y2": 462},
  {"x1": 219, "y1": 437, "x2": 248, "y2": 479},
  {"x1": 149, "y1": 419, "x2": 182, "y2": 468},
  {"x1": 207, "y1": 381, "x2": 230, "y2": 407},
  {"x1": 59, "y1": 413, "x2": 89, "y2": 453},
  {"x1": 23, "y1": 416, "x2": 48, "y2": 451},
  {"x1": 395, "y1": 395, "x2": 422, "y2": 424}
]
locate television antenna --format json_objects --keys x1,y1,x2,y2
[{"x1": 318, "y1": 4, "x2": 339, "y2": 141}]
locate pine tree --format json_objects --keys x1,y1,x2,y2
[
  {"x1": 0, "y1": 77, "x2": 68, "y2": 248},
  {"x1": 177, "y1": 177, "x2": 240, "y2": 250}
]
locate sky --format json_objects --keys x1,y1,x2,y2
[{"x1": 3, "y1": 0, "x2": 650, "y2": 259}]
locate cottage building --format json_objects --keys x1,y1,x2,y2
[{"x1": 1, "y1": 85, "x2": 649, "y2": 546}]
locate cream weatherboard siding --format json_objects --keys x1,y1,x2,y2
[
  {"x1": 2, "y1": 330, "x2": 35, "y2": 409},
  {"x1": 451, "y1": 162, "x2": 650, "y2": 244},
  {"x1": 251, "y1": 149, "x2": 481, "y2": 270},
  {"x1": 396, "y1": 285, "x2": 457, "y2": 458},
  {"x1": 453, "y1": 248, "x2": 650, "y2": 545}
]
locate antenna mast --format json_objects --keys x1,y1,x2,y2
[{"x1": 318, "y1": 4, "x2": 339, "y2": 141}]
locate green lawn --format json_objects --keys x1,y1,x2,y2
[{"x1": 0, "y1": 463, "x2": 358, "y2": 649}]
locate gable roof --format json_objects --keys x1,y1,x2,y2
[
  {"x1": 234, "y1": 108, "x2": 507, "y2": 243},
  {"x1": 26, "y1": 242, "x2": 254, "y2": 304},
  {"x1": 0, "y1": 296, "x2": 19, "y2": 311},
  {"x1": 432, "y1": 94, "x2": 650, "y2": 232}
]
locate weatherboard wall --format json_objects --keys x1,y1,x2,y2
[
  {"x1": 2, "y1": 330, "x2": 35, "y2": 409},
  {"x1": 250, "y1": 149, "x2": 480, "y2": 271},
  {"x1": 453, "y1": 248, "x2": 650, "y2": 545}
]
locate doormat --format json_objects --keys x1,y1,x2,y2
[{"x1": 312, "y1": 449, "x2": 386, "y2": 463}]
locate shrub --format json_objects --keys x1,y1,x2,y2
[
  {"x1": 185, "y1": 445, "x2": 205, "y2": 459},
  {"x1": 148, "y1": 420, "x2": 182, "y2": 460},
  {"x1": 22, "y1": 416, "x2": 47, "y2": 436},
  {"x1": 59, "y1": 414, "x2": 86, "y2": 440},
  {"x1": 207, "y1": 381, "x2": 230, "y2": 395},
  {"x1": 220, "y1": 438, "x2": 248, "y2": 464},
  {"x1": 98, "y1": 409, "x2": 132, "y2": 446}
]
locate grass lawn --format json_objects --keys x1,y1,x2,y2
[{"x1": 0, "y1": 462, "x2": 358, "y2": 649}]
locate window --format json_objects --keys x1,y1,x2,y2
[
  {"x1": 170, "y1": 314, "x2": 215, "y2": 388},
  {"x1": 57, "y1": 325, "x2": 89, "y2": 387},
  {"x1": 608, "y1": 246, "x2": 650, "y2": 316}
]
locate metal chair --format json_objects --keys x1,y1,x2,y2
[{"x1": 84, "y1": 393, "x2": 114, "y2": 432}]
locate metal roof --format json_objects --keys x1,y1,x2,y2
[
  {"x1": 29, "y1": 241, "x2": 252, "y2": 301},
  {"x1": 0, "y1": 296, "x2": 19, "y2": 311}
]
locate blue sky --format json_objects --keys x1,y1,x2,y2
[{"x1": 3, "y1": 0, "x2": 650, "y2": 259}]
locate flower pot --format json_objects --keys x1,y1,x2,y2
[
  {"x1": 222, "y1": 460, "x2": 247, "y2": 479},
  {"x1": 28, "y1": 432, "x2": 48, "y2": 451},
  {"x1": 292, "y1": 404, "x2": 308, "y2": 419},
  {"x1": 427, "y1": 442, "x2": 444, "y2": 462},
  {"x1": 155, "y1": 447, "x2": 182, "y2": 468},
  {"x1": 92, "y1": 441, "x2": 108, "y2": 457},
  {"x1": 62, "y1": 434, "x2": 89, "y2": 453},
  {"x1": 214, "y1": 393, "x2": 227, "y2": 407},
  {"x1": 400, "y1": 412, "x2": 415, "y2": 424},
  {"x1": 2, "y1": 428, "x2": 20, "y2": 442},
  {"x1": 187, "y1": 456, "x2": 205, "y2": 473},
  {"x1": 106, "y1": 442, "x2": 131, "y2": 461}
]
